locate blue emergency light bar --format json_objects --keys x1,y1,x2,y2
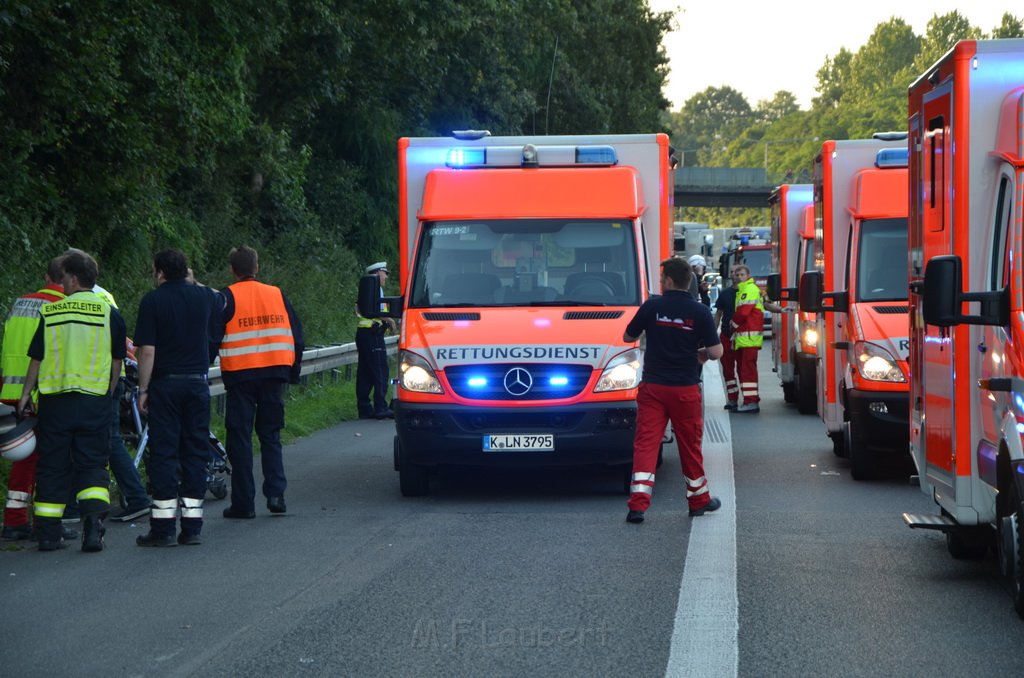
[
  {"x1": 875, "y1": 147, "x2": 908, "y2": 168},
  {"x1": 445, "y1": 144, "x2": 618, "y2": 168}
]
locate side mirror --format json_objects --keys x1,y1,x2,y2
[
  {"x1": 766, "y1": 273, "x2": 781, "y2": 300},
  {"x1": 357, "y1": 275, "x2": 404, "y2": 319},
  {"x1": 922, "y1": 256, "x2": 961, "y2": 327},
  {"x1": 357, "y1": 275, "x2": 383, "y2": 318},
  {"x1": 799, "y1": 271, "x2": 822, "y2": 313}
]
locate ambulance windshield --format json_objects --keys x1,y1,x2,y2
[
  {"x1": 409, "y1": 219, "x2": 640, "y2": 308},
  {"x1": 856, "y1": 217, "x2": 908, "y2": 301},
  {"x1": 740, "y1": 249, "x2": 771, "y2": 278}
]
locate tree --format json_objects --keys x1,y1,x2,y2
[{"x1": 671, "y1": 86, "x2": 753, "y2": 166}]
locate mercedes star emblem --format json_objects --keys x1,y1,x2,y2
[{"x1": 503, "y1": 367, "x2": 533, "y2": 396}]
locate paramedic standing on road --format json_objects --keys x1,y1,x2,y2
[
  {"x1": 18, "y1": 251, "x2": 126, "y2": 552},
  {"x1": 218, "y1": 246, "x2": 303, "y2": 519},
  {"x1": 623, "y1": 257, "x2": 723, "y2": 524},
  {"x1": 355, "y1": 262, "x2": 396, "y2": 419},
  {"x1": 730, "y1": 264, "x2": 764, "y2": 413},
  {"x1": 134, "y1": 249, "x2": 220, "y2": 547}
]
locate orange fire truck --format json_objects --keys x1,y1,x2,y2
[
  {"x1": 902, "y1": 38, "x2": 1024, "y2": 616},
  {"x1": 768, "y1": 184, "x2": 812, "y2": 409},
  {"x1": 798, "y1": 135, "x2": 910, "y2": 480},
  {"x1": 359, "y1": 132, "x2": 675, "y2": 495}
]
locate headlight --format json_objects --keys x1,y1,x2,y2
[
  {"x1": 399, "y1": 351, "x2": 443, "y2": 393},
  {"x1": 853, "y1": 341, "x2": 905, "y2": 382},
  {"x1": 595, "y1": 348, "x2": 642, "y2": 392},
  {"x1": 801, "y1": 323, "x2": 818, "y2": 351}
]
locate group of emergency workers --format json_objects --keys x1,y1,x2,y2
[{"x1": 0, "y1": 246, "x2": 303, "y2": 552}]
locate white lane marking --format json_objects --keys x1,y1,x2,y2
[{"x1": 665, "y1": 359, "x2": 738, "y2": 678}]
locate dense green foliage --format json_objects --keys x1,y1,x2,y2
[
  {"x1": 0, "y1": 0, "x2": 673, "y2": 339},
  {"x1": 670, "y1": 11, "x2": 1024, "y2": 227}
]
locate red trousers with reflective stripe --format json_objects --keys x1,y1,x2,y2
[
  {"x1": 720, "y1": 332, "x2": 739, "y2": 402},
  {"x1": 736, "y1": 347, "x2": 760, "y2": 404},
  {"x1": 628, "y1": 382, "x2": 711, "y2": 512},
  {"x1": 3, "y1": 453, "x2": 36, "y2": 527}
]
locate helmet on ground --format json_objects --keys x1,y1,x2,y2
[
  {"x1": 687, "y1": 255, "x2": 707, "y2": 269},
  {"x1": 0, "y1": 416, "x2": 36, "y2": 462}
]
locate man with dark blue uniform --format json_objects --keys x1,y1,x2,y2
[
  {"x1": 623, "y1": 257, "x2": 723, "y2": 524},
  {"x1": 134, "y1": 249, "x2": 220, "y2": 547},
  {"x1": 355, "y1": 262, "x2": 395, "y2": 419}
]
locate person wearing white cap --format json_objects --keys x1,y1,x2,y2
[
  {"x1": 356, "y1": 262, "x2": 396, "y2": 419},
  {"x1": 686, "y1": 255, "x2": 711, "y2": 307}
]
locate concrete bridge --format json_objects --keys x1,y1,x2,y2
[{"x1": 675, "y1": 167, "x2": 780, "y2": 208}]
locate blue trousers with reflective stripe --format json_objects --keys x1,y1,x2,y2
[
  {"x1": 147, "y1": 379, "x2": 210, "y2": 537},
  {"x1": 34, "y1": 392, "x2": 111, "y2": 541},
  {"x1": 225, "y1": 377, "x2": 287, "y2": 512}
]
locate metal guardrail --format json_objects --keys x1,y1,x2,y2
[{"x1": 207, "y1": 336, "x2": 397, "y2": 397}]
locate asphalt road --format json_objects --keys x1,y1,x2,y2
[{"x1": 3, "y1": 344, "x2": 1024, "y2": 677}]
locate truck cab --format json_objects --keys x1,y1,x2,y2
[
  {"x1": 904, "y1": 38, "x2": 1024, "y2": 617},
  {"x1": 360, "y1": 133, "x2": 675, "y2": 496},
  {"x1": 768, "y1": 184, "x2": 812, "y2": 407},
  {"x1": 799, "y1": 136, "x2": 910, "y2": 480}
]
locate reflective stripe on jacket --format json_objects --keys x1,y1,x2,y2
[
  {"x1": 220, "y1": 280, "x2": 295, "y2": 372},
  {"x1": 1, "y1": 286, "x2": 66, "y2": 401},
  {"x1": 732, "y1": 279, "x2": 764, "y2": 349},
  {"x1": 37, "y1": 290, "x2": 112, "y2": 396}
]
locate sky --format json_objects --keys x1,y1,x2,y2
[{"x1": 647, "y1": 0, "x2": 1014, "y2": 110}]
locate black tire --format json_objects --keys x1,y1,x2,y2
[
  {"x1": 396, "y1": 437, "x2": 429, "y2": 497},
  {"x1": 782, "y1": 381, "x2": 797, "y2": 403},
  {"x1": 1015, "y1": 501, "x2": 1024, "y2": 618},
  {"x1": 846, "y1": 420, "x2": 875, "y2": 481},
  {"x1": 796, "y1": 358, "x2": 817, "y2": 415},
  {"x1": 946, "y1": 527, "x2": 989, "y2": 560},
  {"x1": 829, "y1": 431, "x2": 845, "y2": 458},
  {"x1": 656, "y1": 444, "x2": 664, "y2": 469},
  {"x1": 210, "y1": 479, "x2": 228, "y2": 500},
  {"x1": 617, "y1": 464, "x2": 632, "y2": 495}
]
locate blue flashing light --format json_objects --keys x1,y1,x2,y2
[
  {"x1": 739, "y1": 235, "x2": 749, "y2": 245},
  {"x1": 549, "y1": 376, "x2": 570, "y2": 387},
  {"x1": 875, "y1": 147, "x2": 908, "y2": 169},
  {"x1": 446, "y1": 148, "x2": 486, "y2": 167},
  {"x1": 467, "y1": 377, "x2": 488, "y2": 388},
  {"x1": 575, "y1": 146, "x2": 618, "y2": 165}
]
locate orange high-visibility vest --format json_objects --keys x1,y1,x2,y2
[{"x1": 220, "y1": 280, "x2": 295, "y2": 372}]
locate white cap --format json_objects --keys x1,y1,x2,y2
[
  {"x1": 687, "y1": 255, "x2": 707, "y2": 268},
  {"x1": 0, "y1": 417, "x2": 36, "y2": 462},
  {"x1": 365, "y1": 261, "x2": 388, "y2": 275}
]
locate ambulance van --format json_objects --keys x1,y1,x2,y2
[
  {"x1": 798, "y1": 135, "x2": 910, "y2": 480},
  {"x1": 902, "y1": 39, "x2": 1024, "y2": 616},
  {"x1": 359, "y1": 133, "x2": 675, "y2": 495}
]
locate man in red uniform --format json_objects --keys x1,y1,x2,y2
[
  {"x1": 623, "y1": 257, "x2": 724, "y2": 523},
  {"x1": 729, "y1": 264, "x2": 765, "y2": 414},
  {"x1": 0, "y1": 257, "x2": 76, "y2": 541}
]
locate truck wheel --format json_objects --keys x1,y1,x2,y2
[
  {"x1": 396, "y1": 437, "x2": 429, "y2": 497},
  {"x1": 1016, "y1": 503, "x2": 1024, "y2": 618},
  {"x1": 618, "y1": 464, "x2": 632, "y2": 495},
  {"x1": 946, "y1": 527, "x2": 989, "y2": 560},
  {"x1": 845, "y1": 421, "x2": 875, "y2": 481},
  {"x1": 829, "y1": 431, "x2": 845, "y2": 458},
  {"x1": 782, "y1": 381, "x2": 797, "y2": 403},
  {"x1": 796, "y1": 360, "x2": 817, "y2": 415}
]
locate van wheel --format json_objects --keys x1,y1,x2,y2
[
  {"x1": 829, "y1": 431, "x2": 845, "y2": 458},
  {"x1": 782, "y1": 381, "x2": 797, "y2": 403},
  {"x1": 796, "y1": 366, "x2": 817, "y2": 416},
  {"x1": 946, "y1": 527, "x2": 989, "y2": 560},
  {"x1": 1015, "y1": 503, "x2": 1024, "y2": 618},
  {"x1": 396, "y1": 437, "x2": 429, "y2": 497},
  {"x1": 846, "y1": 421, "x2": 875, "y2": 481}
]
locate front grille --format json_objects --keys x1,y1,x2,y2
[
  {"x1": 873, "y1": 305, "x2": 909, "y2": 314},
  {"x1": 423, "y1": 312, "x2": 481, "y2": 321},
  {"x1": 445, "y1": 363, "x2": 593, "y2": 400},
  {"x1": 452, "y1": 411, "x2": 588, "y2": 430},
  {"x1": 564, "y1": 311, "x2": 625, "y2": 320}
]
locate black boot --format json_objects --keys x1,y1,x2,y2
[{"x1": 81, "y1": 514, "x2": 106, "y2": 552}]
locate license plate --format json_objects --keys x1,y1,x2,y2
[{"x1": 483, "y1": 434, "x2": 554, "y2": 452}]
